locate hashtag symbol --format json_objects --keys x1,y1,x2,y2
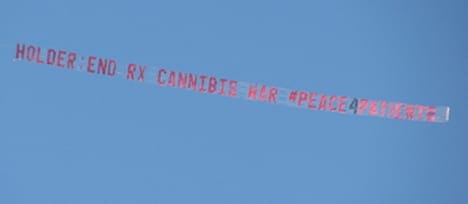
[{"x1": 289, "y1": 91, "x2": 298, "y2": 102}]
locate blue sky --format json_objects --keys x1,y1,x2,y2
[{"x1": 1, "y1": 0, "x2": 467, "y2": 203}]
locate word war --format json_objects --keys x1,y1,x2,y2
[{"x1": 14, "y1": 43, "x2": 450, "y2": 123}]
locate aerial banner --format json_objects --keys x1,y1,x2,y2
[{"x1": 13, "y1": 43, "x2": 450, "y2": 123}]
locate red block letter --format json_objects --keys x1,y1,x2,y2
[
  {"x1": 87, "y1": 56, "x2": 96, "y2": 73},
  {"x1": 268, "y1": 87, "x2": 278, "y2": 103},
  {"x1": 167, "y1": 71, "x2": 176, "y2": 87},
  {"x1": 369, "y1": 101, "x2": 378, "y2": 116},
  {"x1": 127, "y1": 64, "x2": 136, "y2": 80},
  {"x1": 67, "y1": 52, "x2": 77, "y2": 68},
  {"x1": 138, "y1": 66, "x2": 146, "y2": 82},
  {"x1": 57, "y1": 50, "x2": 66, "y2": 68},
  {"x1": 426, "y1": 106, "x2": 436, "y2": 122},
  {"x1": 188, "y1": 73, "x2": 197, "y2": 90},
  {"x1": 157, "y1": 69, "x2": 167, "y2": 85},
  {"x1": 198, "y1": 75, "x2": 207, "y2": 93},
  {"x1": 26, "y1": 45, "x2": 35, "y2": 62},
  {"x1": 108, "y1": 60, "x2": 117, "y2": 76},
  {"x1": 405, "y1": 104, "x2": 415, "y2": 120},
  {"x1": 248, "y1": 84, "x2": 257, "y2": 100},
  {"x1": 298, "y1": 91, "x2": 308, "y2": 107},
  {"x1": 36, "y1": 47, "x2": 44, "y2": 64},
  {"x1": 208, "y1": 77, "x2": 217, "y2": 94},
  {"x1": 218, "y1": 79, "x2": 227, "y2": 96},
  {"x1": 417, "y1": 105, "x2": 425, "y2": 120},
  {"x1": 16, "y1": 44, "x2": 25, "y2": 60},
  {"x1": 98, "y1": 59, "x2": 108, "y2": 74},
  {"x1": 178, "y1": 72, "x2": 187, "y2": 88},
  {"x1": 357, "y1": 99, "x2": 368, "y2": 115},
  {"x1": 47, "y1": 49, "x2": 56, "y2": 65},
  {"x1": 307, "y1": 92, "x2": 317, "y2": 109},
  {"x1": 228, "y1": 80, "x2": 238, "y2": 97},
  {"x1": 328, "y1": 95, "x2": 337, "y2": 112},
  {"x1": 338, "y1": 96, "x2": 347, "y2": 113},
  {"x1": 318, "y1": 94, "x2": 327, "y2": 111},
  {"x1": 394, "y1": 103, "x2": 403, "y2": 119},
  {"x1": 380, "y1": 101, "x2": 387, "y2": 117}
]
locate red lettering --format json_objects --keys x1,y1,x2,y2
[
  {"x1": 87, "y1": 56, "x2": 96, "y2": 73},
  {"x1": 248, "y1": 84, "x2": 257, "y2": 100},
  {"x1": 338, "y1": 96, "x2": 347, "y2": 113},
  {"x1": 405, "y1": 104, "x2": 415, "y2": 120},
  {"x1": 328, "y1": 95, "x2": 337, "y2": 112},
  {"x1": 388, "y1": 103, "x2": 403, "y2": 119},
  {"x1": 368, "y1": 101, "x2": 378, "y2": 116},
  {"x1": 268, "y1": 87, "x2": 278, "y2": 103},
  {"x1": 289, "y1": 91, "x2": 298, "y2": 102},
  {"x1": 16, "y1": 44, "x2": 25, "y2": 60},
  {"x1": 228, "y1": 80, "x2": 238, "y2": 97},
  {"x1": 178, "y1": 72, "x2": 187, "y2": 88},
  {"x1": 218, "y1": 79, "x2": 227, "y2": 96},
  {"x1": 307, "y1": 92, "x2": 317, "y2": 109},
  {"x1": 168, "y1": 71, "x2": 176, "y2": 86},
  {"x1": 357, "y1": 99, "x2": 368, "y2": 115},
  {"x1": 259, "y1": 85, "x2": 268, "y2": 101},
  {"x1": 380, "y1": 101, "x2": 387, "y2": 117},
  {"x1": 108, "y1": 60, "x2": 117, "y2": 76},
  {"x1": 26, "y1": 45, "x2": 35, "y2": 62},
  {"x1": 318, "y1": 94, "x2": 327, "y2": 110},
  {"x1": 388, "y1": 103, "x2": 395, "y2": 118},
  {"x1": 57, "y1": 50, "x2": 66, "y2": 67},
  {"x1": 47, "y1": 49, "x2": 56, "y2": 65},
  {"x1": 426, "y1": 106, "x2": 436, "y2": 122},
  {"x1": 36, "y1": 47, "x2": 44, "y2": 64},
  {"x1": 199, "y1": 75, "x2": 207, "y2": 93},
  {"x1": 298, "y1": 91, "x2": 308, "y2": 107},
  {"x1": 138, "y1": 66, "x2": 146, "y2": 82},
  {"x1": 157, "y1": 69, "x2": 167, "y2": 85},
  {"x1": 188, "y1": 74, "x2": 197, "y2": 90},
  {"x1": 98, "y1": 59, "x2": 108, "y2": 74},
  {"x1": 208, "y1": 77, "x2": 217, "y2": 94},
  {"x1": 127, "y1": 64, "x2": 136, "y2": 80},
  {"x1": 67, "y1": 52, "x2": 76, "y2": 68},
  {"x1": 394, "y1": 103, "x2": 402, "y2": 119},
  {"x1": 417, "y1": 105, "x2": 425, "y2": 120}
]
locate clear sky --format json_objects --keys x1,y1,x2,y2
[{"x1": 1, "y1": 0, "x2": 467, "y2": 203}]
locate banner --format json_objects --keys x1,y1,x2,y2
[{"x1": 14, "y1": 43, "x2": 450, "y2": 123}]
